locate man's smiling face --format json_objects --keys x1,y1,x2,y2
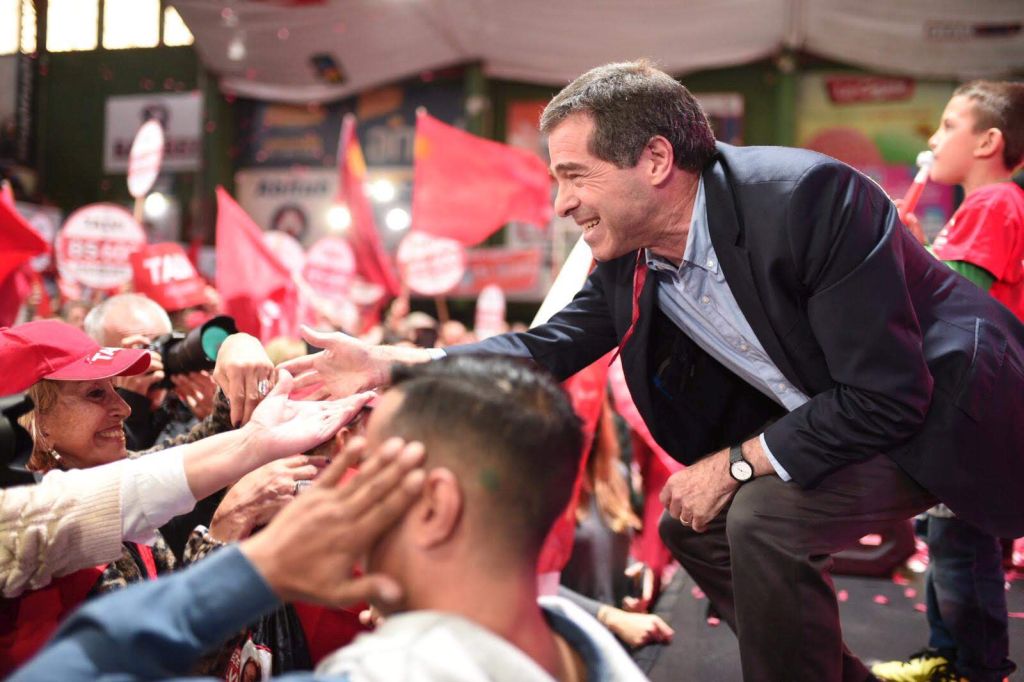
[{"x1": 548, "y1": 113, "x2": 658, "y2": 262}]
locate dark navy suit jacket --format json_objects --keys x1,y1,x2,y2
[{"x1": 452, "y1": 143, "x2": 1024, "y2": 538}]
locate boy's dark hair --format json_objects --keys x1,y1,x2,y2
[
  {"x1": 387, "y1": 355, "x2": 582, "y2": 553},
  {"x1": 540, "y1": 59, "x2": 716, "y2": 172},
  {"x1": 954, "y1": 80, "x2": 1024, "y2": 170}
]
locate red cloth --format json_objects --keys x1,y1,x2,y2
[
  {"x1": 291, "y1": 603, "x2": 368, "y2": 665},
  {"x1": 931, "y1": 182, "x2": 1024, "y2": 320},
  {"x1": 338, "y1": 115, "x2": 401, "y2": 300},
  {"x1": 0, "y1": 566, "x2": 104, "y2": 674},
  {"x1": 537, "y1": 353, "x2": 612, "y2": 574},
  {"x1": 215, "y1": 187, "x2": 299, "y2": 341},
  {"x1": 0, "y1": 192, "x2": 48, "y2": 324},
  {"x1": 411, "y1": 111, "x2": 552, "y2": 247}
]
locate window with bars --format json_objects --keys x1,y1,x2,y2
[{"x1": 0, "y1": 0, "x2": 193, "y2": 56}]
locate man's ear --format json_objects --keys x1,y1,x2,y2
[
  {"x1": 641, "y1": 135, "x2": 675, "y2": 186},
  {"x1": 410, "y1": 467, "x2": 463, "y2": 549},
  {"x1": 974, "y1": 127, "x2": 1005, "y2": 163}
]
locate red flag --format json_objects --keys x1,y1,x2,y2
[
  {"x1": 0, "y1": 186, "x2": 47, "y2": 286},
  {"x1": 537, "y1": 352, "x2": 613, "y2": 574},
  {"x1": 215, "y1": 187, "x2": 298, "y2": 342},
  {"x1": 412, "y1": 111, "x2": 552, "y2": 247},
  {"x1": 337, "y1": 115, "x2": 401, "y2": 300},
  {"x1": 0, "y1": 185, "x2": 48, "y2": 326}
]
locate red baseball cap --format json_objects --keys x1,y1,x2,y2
[{"x1": 0, "y1": 319, "x2": 152, "y2": 396}]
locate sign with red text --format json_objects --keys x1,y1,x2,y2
[
  {"x1": 127, "y1": 120, "x2": 165, "y2": 198},
  {"x1": 396, "y1": 231, "x2": 465, "y2": 297},
  {"x1": 450, "y1": 247, "x2": 544, "y2": 298},
  {"x1": 131, "y1": 242, "x2": 206, "y2": 312},
  {"x1": 303, "y1": 236, "x2": 356, "y2": 300},
  {"x1": 474, "y1": 284, "x2": 506, "y2": 339},
  {"x1": 57, "y1": 204, "x2": 146, "y2": 290}
]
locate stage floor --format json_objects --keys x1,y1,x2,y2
[{"x1": 636, "y1": 565, "x2": 1024, "y2": 680}]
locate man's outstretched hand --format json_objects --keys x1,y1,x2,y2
[
  {"x1": 281, "y1": 325, "x2": 434, "y2": 400},
  {"x1": 240, "y1": 435, "x2": 426, "y2": 608}
]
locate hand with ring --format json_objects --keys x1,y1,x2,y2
[
  {"x1": 212, "y1": 333, "x2": 277, "y2": 427},
  {"x1": 209, "y1": 454, "x2": 330, "y2": 542}
]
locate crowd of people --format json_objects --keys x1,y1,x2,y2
[{"x1": 1, "y1": 61, "x2": 1022, "y2": 682}]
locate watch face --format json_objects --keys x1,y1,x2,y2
[{"x1": 731, "y1": 460, "x2": 754, "y2": 482}]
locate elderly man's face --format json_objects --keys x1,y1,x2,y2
[
  {"x1": 101, "y1": 305, "x2": 171, "y2": 348},
  {"x1": 548, "y1": 113, "x2": 658, "y2": 262}
]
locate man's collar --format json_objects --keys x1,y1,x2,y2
[{"x1": 645, "y1": 176, "x2": 714, "y2": 274}]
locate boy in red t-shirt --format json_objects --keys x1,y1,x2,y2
[{"x1": 874, "y1": 81, "x2": 1024, "y2": 682}]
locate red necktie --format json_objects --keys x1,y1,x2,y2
[{"x1": 610, "y1": 251, "x2": 648, "y2": 363}]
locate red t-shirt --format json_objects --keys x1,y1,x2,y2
[{"x1": 932, "y1": 182, "x2": 1024, "y2": 321}]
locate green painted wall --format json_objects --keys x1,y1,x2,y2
[{"x1": 34, "y1": 45, "x2": 234, "y2": 241}]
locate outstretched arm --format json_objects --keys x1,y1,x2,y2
[{"x1": 12, "y1": 437, "x2": 425, "y2": 682}]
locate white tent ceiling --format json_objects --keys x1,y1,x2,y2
[{"x1": 174, "y1": 0, "x2": 1024, "y2": 104}]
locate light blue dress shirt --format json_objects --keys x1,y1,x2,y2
[{"x1": 645, "y1": 177, "x2": 809, "y2": 480}]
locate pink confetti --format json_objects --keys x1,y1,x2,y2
[
  {"x1": 690, "y1": 586, "x2": 705, "y2": 600},
  {"x1": 277, "y1": 27, "x2": 290, "y2": 40},
  {"x1": 914, "y1": 603, "x2": 927, "y2": 613},
  {"x1": 859, "y1": 534, "x2": 883, "y2": 547},
  {"x1": 1008, "y1": 612, "x2": 1024, "y2": 619},
  {"x1": 873, "y1": 595, "x2": 889, "y2": 605},
  {"x1": 891, "y1": 573, "x2": 910, "y2": 586},
  {"x1": 837, "y1": 590, "x2": 849, "y2": 602},
  {"x1": 904, "y1": 588, "x2": 917, "y2": 599},
  {"x1": 706, "y1": 616, "x2": 721, "y2": 627}
]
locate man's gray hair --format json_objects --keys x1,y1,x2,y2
[
  {"x1": 540, "y1": 59, "x2": 716, "y2": 172},
  {"x1": 84, "y1": 293, "x2": 172, "y2": 344}
]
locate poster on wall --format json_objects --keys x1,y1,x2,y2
[
  {"x1": 104, "y1": 92, "x2": 202, "y2": 173},
  {"x1": 796, "y1": 74, "x2": 956, "y2": 237},
  {"x1": 234, "y1": 167, "x2": 338, "y2": 247}
]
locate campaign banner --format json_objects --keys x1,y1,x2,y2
[
  {"x1": 234, "y1": 167, "x2": 337, "y2": 247},
  {"x1": 131, "y1": 242, "x2": 206, "y2": 312},
  {"x1": 450, "y1": 247, "x2": 544, "y2": 299},
  {"x1": 57, "y1": 204, "x2": 147, "y2": 290},
  {"x1": 396, "y1": 231, "x2": 466, "y2": 297},
  {"x1": 104, "y1": 92, "x2": 202, "y2": 173}
]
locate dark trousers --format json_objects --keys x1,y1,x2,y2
[
  {"x1": 659, "y1": 454, "x2": 936, "y2": 682},
  {"x1": 926, "y1": 515, "x2": 1015, "y2": 681}
]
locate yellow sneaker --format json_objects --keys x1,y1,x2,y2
[{"x1": 871, "y1": 649, "x2": 956, "y2": 682}]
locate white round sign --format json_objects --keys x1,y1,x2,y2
[
  {"x1": 262, "y1": 230, "x2": 306, "y2": 274},
  {"x1": 396, "y1": 232, "x2": 466, "y2": 297},
  {"x1": 57, "y1": 203, "x2": 147, "y2": 289},
  {"x1": 127, "y1": 120, "x2": 165, "y2": 199},
  {"x1": 303, "y1": 237, "x2": 356, "y2": 299}
]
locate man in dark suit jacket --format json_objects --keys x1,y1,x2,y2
[{"x1": 282, "y1": 61, "x2": 1024, "y2": 681}]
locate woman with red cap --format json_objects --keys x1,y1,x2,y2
[{"x1": 0, "y1": 319, "x2": 373, "y2": 673}]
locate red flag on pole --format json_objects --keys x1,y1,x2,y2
[
  {"x1": 0, "y1": 184, "x2": 48, "y2": 326},
  {"x1": 337, "y1": 115, "x2": 401, "y2": 301},
  {"x1": 412, "y1": 111, "x2": 552, "y2": 247},
  {"x1": 215, "y1": 187, "x2": 299, "y2": 342}
]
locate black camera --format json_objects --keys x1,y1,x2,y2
[
  {"x1": 1, "y1": 393, "x2": 37, "y2": 488},
  {"x1": 148, "y1": 315, "x2": 238, "y2": 388}
]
